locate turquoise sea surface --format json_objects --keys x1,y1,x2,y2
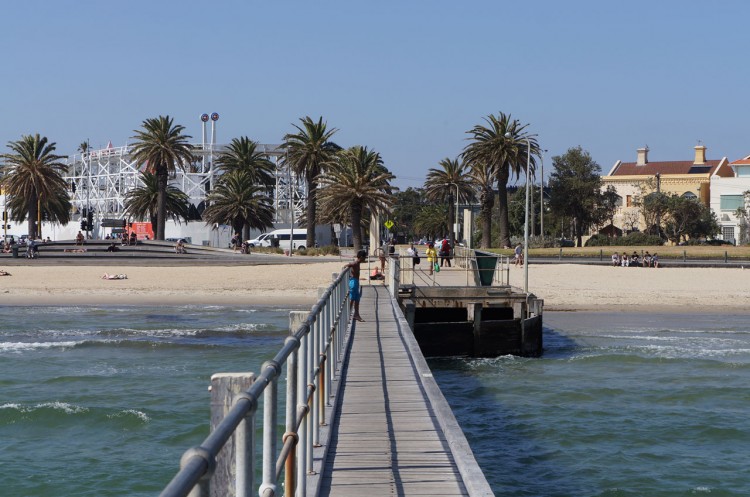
[{"x1": 2, "y1": 306, "x2": 748, "y2": 496}]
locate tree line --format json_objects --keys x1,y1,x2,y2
[
  {"x1": 0, "y1": 116, "x2": 394, "y2": 250},
  {"x1": 2, "y1": 111, "x2": 719, "y2": 249}
]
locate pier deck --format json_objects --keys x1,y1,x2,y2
[{"x1": 318, "y1": 285, "x2": 474, "y2": 496}]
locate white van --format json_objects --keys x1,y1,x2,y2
[{"x1": 247, "y1": 229, "x2": 308, "y2": 250}]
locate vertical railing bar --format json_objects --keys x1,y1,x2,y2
[
  {"x1": 306, "y1": 317, "x2": 314, "y2": 474},
  {"x1": 312, "y1": 312, "x2": 320, "y2": 447},
  {"x1": 326, "y1": 297, "x2": 334, "y2": 404},
  {"x1": 297, "y1": 332, "x2": 307, "y2": 496},
  {"x1": 235, "y1": 410, "x2": 254, "y2": 497},
  {"x1": 284, "y1": 338, "x2": 298, "y2": 497},
  {"x1": 260, "y1": 362, "x2": 279, "y2": 496}
]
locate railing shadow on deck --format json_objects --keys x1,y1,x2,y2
[{"x1": 159, "y1": 269, "x2": 352, "y2": 497}]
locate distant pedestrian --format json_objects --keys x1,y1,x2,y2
[
  {"x1": 426, "y1": 242, "x2": 437, "y2": 275},
  {"x1": 376, "y1": 246, "x2": 387, "y2": 272},
  {"x1": 514, "y1": 244, "x2": 524, "y2": 267},
  {"x1": 440, "y1": 238, "x2": 452, "y2": 267}
]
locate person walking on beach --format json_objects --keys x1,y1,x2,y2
[{"x1": 343, "y1": 249, "x2": 367, "y2": 322}]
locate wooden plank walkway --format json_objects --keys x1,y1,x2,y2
[{"x1": 318, "y1": 285, "x2": 469, "y2": 496}]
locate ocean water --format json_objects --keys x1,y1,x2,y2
[
  {"x1": 0, "y1": 305, "x2": 296, "y2": 497},
  {"x1": 3, "y1": 307, "x2": 749, "y2": 496},
  {"x1": 430, "y1": 312, "x2": 750, "y2": 497}
]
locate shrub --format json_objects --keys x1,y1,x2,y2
[
  {"x1": 584, "y1": 234, "x2": 612, "y2": 247},
  {"x1": 586, "y1": 232, "x2": 663, "y2": 246},
  {"x1": 297, "y1": 245, "x2": 341, "y2": 256},
  {"x1": 619, "y1": 232, "x2": 663, "y2": 246}
]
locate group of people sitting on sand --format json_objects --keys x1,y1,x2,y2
[{"x1": 612, "y1": 251, "x2": 660, "y2": 268}]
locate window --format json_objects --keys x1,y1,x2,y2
[
  {"x1": 682, "y1": 191, "x2": 697, "y2": 199},
  {"x1": 722, "y1": 226, "x2": 735, "y2": 242},
  {"x1": 626, "y1": 195, "x2": 632, "y2": 207},
  {"x1": 720, "y1": 195, "x2": 743, "y2": 211}
]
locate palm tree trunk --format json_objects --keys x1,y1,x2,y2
[
  {"x1": 351, "y1": 204, "x2": 362, "y2": 251},
  {"x1": 481, "y1": 194, "x2": 493, "y2": 249},
  {"x1": 242, "y1": 222, "x2": 250, "y2": 244},
  {"x1": 447, "y1": 192, "x2": 455, "y2": 248},
  {"x1": 27, "y1": 193, "x2": 39, "y2": 239},
  {"x1": 497, "y1": 172, "x2": 511, "y2": 249},
  {"x1": 479, "y1": 186, "x2": 494, "y2": 249},
  {"x1": 306, "y1": 174, "x2": 317, "y2": 248},
  {"x1": 156, "y1": 170, "x2": 168, "y2": 240}
]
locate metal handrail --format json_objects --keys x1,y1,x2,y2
[
  {"x1": 393, "y1": 247, "x2": 512, "y2": 287},
  {"x1": 159, "y1": 268, "x2": 351, "y2": 497}
]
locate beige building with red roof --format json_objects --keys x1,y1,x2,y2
[{"x1": 601, "y1": 145, "x2": 731, "y2": 233}]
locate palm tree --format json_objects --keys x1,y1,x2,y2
[
  {"x1": 318, "y1": 146, "x2": 395, "y2": 250},
  {"x1": 216, "y1": 136, "x2": 275, "y2": 188},
  {"x1": 130, "y1": 116, "x2": 194, "y2": 240},
  {"x1": 469, "y1": 161, "x2": 496, "y2": 249},
  {"x1": 216, "y1": 136, "x2": 276, "y2": 240},
  {"x1": 413, "y1": 204, "x2": 449, "y2": 240},
  {"x1": 77, "y1": 141, "x2": 90, "y2": 155},
  {"x1": 1, "y1": 134, "x2": 70, "y2": 238},
  {"x1": 463, "y1": 112, "x2": 540, "y2": 248},
  {"x1": 202, "y1": 170, "x2": 274, "y2": 237},
  {"x1": 282, "y1": 116, "x2": 341, "y2": 248},
  {"x1": 123, "y1": 172, "x2": 191, "y2": 229},
  {"x1": 423, "y1": 157, "x2": 475, "y2": 247}
]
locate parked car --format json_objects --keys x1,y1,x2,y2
[{"x1": 246, "y1": 229, "x2": 307, "y2": 250}]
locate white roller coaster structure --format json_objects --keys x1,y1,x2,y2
[{"x1": 63, "y1": 142, "x2": 307, "y2": 227}]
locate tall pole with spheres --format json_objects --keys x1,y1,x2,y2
[{"x1": 200, "y1": 113, "x2": 209, "y2": 173}]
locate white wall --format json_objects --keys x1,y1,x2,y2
[{"x1": 710, "y1": 174, "x2": 750, "y2": 243}]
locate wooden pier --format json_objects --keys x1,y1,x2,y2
[{"x1": 316, "y1": 285, "x2": 493, "y2": 496}]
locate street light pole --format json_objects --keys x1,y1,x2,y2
[
  {"x1": 505, "y1": 132, "x2": 532, "y2": 295},
  {"x1": 523, "y1": 139, "x2": 530, "y2": 294},
  {"x1": 539, "y1": 150, "x2": 547, "y2": 239}
]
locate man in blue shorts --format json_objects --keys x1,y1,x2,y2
[{"x1": 343, "y1": 249, "x2": 367, "y2": 322}]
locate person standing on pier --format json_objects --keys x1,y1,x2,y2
[
  {"x1": 426, "y1": 242, "x2": 437, "y2": 275},
  {"x1": 343, "y1": 250, "x2": 367, "y2": 322}
]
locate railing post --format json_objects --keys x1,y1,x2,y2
[
  {"x1": 209, "y1": 373, "x2": 255, "y2": 497},
  {"x1": 235, "y1": 408, "x2": 254, "y2": 497},
  {"x1": 312, "y1": 313, "x2": 321, "y2": 447},
  {"x1": 306, "y1": 318, "x2": 314, "y2": 473},
  {"x1": 260, "y1": 361, "x2": 280, "y2": 496},
  {"x1": 287, "y1": 314, "x2": 305, "y2": 497},
  {"x1": 296, "y1": 330, "x2": 308, "y2": 496},
  {"x1": 326, "y1": 293, "x2": 333, "y2": 400}
]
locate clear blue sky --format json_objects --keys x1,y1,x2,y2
[{"x1": 3, "y1": 0, "x2": 749, "y2": 190}]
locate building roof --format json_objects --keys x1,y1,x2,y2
[
  {"x1": 609, "y1": 160, "x2": 722, "y2": 176},
  {"x1": 730, "y1": 155, "x2": 750, "y2": 166}
]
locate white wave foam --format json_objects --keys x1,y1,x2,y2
[
  {"x1": 108, "y1": 409, "x2": 150, "y2": 422},
  {"x1": 0, "y1": 341, "x2": 80, "y2": 353},
  {"x1": 0, "y1": 402, "x2": 88, "y2": 414}
]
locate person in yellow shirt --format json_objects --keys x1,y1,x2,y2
[{"x1": 425, "y1": 242, "x2": 437, "y2": 275}]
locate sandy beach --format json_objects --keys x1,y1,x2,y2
[
  {"x1": 507, "y1": 263, "x2": 750, "y2": 313},
  {"x1": 0, "y1": 261, "x2": 748, "y2": 312},
  {"x1": 0, "y1": 262, "x2": 347, "y2": 306}
]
